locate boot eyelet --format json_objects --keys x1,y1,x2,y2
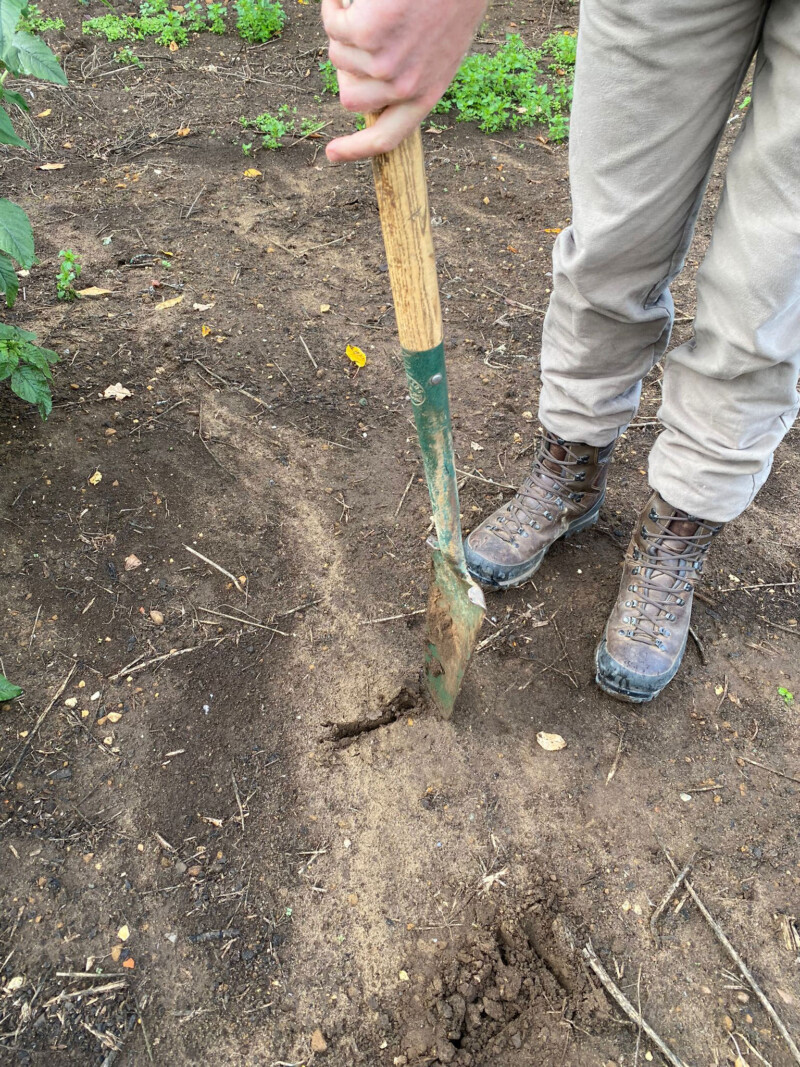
[{"x1": 534, "y1": 522, "x2": 541, "y2": 531}]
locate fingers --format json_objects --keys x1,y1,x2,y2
[
  {"x1": 326, "y1": 100, "x2": 428, "y2": 162},
  {"x1": 336, "y1": 70, "x2": 398, "y2": 114},
  {"x1": 320, "y1": 0, "x2": 357, "y2": 45}
]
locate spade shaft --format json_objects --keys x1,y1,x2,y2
[{"x1": 368, "y1": 117, "x2": 485, "y2": 717}]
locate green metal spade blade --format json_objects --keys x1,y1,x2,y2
[{"x1": 403, "y1": 344, "x2": 486, "y2": 719}]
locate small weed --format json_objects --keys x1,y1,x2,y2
[
  {"x1": 738, "y1": 94, "x2": 751, "y2": 110},
  {"x1": 240, "y1": 111, "x2": 289, "y2": 149},
  {"x1": 319, "y1": 59, "x2": 338, "y2": 94},
  {"x1": 18, "y1": 4, "x2": 65, "y2": 34},
  {"x1": 299, "y1": 116, "x2": 325, "y2": 137},
  {"x1": 0, "y1": 673, "x2": 24, "y2": 703},
  {"x1": 242, "y1": 141, "x2": 254, "y2": 156},
  {"x1": 778, "y1": 686, "x2": 794, "y2": 706},
  {"x1": 56, "y1": 249, "x2": 81, "y2": 301},
  {"x1": 235, "y1": 0, "x2": 285, "y2": 43},
  {"x1": 113, "y1": 45, "x2": 143, "y2": 67},
  {"x1": 83, "y1": 0, "x2": 228, "y2": 49},
  {"x1": 434, "y1": 31, "x2": 576, "y2": 141}
]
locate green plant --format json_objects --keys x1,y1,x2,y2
[
  {"x1": 1, "y1": 0, "x2": 66, "y2": 418},
  {"x1": 235, "y1": 0, "x2": 285, "y2": 43},
  {"x1": 56, "y1": 249, "x2": 81, "y2": 301},
  {"x1": 778, "y1": 686, "x2": 794, "y2": 705},
  {"x1": 300, "y1": 116, "x2": 325, "y2": 137},
  {"x1": 83, "y1": 0, "x2": 227, "y2": 49},
  {"x1": 739, "y1": 94, "x2": 751, "y2": 110},
  {"x1": 0, "y1": 673, "x2": 23, "y2": 703},
  {"x1": 0, "y1": 324, "x2": 59, "y2": 418},
  {"x1": 113, "y1": 45, "x2": 143, "y2": 67},
  {"x1": 433, "y1": 31, "x2": 576, "y2": 141},
  {"x1": 319, "y1": 58, "x2": 338, "y2": 94},
  {"x1": 242, "y1": 141, "x2": 253, "y2": 155},
  {"x1": 18, "y1": 4, "x2": 65, "y2": 34},
  {"x1": 240, "y1": 110, "x2": 289, "y2": 149}
]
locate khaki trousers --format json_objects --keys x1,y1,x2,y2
[{"x1": 538, "y1": 0, "x2": 800, "y2": 523}]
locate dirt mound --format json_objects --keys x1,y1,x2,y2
[{"x1": 393, "y1": 879, "x2": 603, "y2": 1067}]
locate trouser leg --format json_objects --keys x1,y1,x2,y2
[
  {"x1": 538, "y1": 0, "x2": 765, "y2": 448},
  {"x1": 649, "y1": 0, "x2": 800, "y2": 522}
]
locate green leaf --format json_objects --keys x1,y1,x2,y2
[
  {"x1": 10, "y1": 361, "x2": 52, "y2": 416},
  {"x1": 0, "y1": 251, "x2": 20, "y2": 306},
  {"x1": 20, "y1": 344, "x2": 55, "y2": 378},
  {"x1": 0, "y1": 104, "x2": 28, "y2": 147},
  {"x1": 0, "y1": 348, "x2": 21, "y2": 381},
  {"x1": 0, "y1": 674, "x2": 23, "y2": 702},
  {"x1": 0, "y1": 198, "x2": 35, "y2": 268},
  {"x1": 0, "y1": 0, "x2": 26, "y2": 70},
  {"x1": 0, "y1": 87, "x2": 29, "y2": 112},
  {"x1": 9, "y1": 29, "x2": 67, "y2": 84},
  {"x1": 0, "y1": 323, "x2": 36, "y2": 342}
]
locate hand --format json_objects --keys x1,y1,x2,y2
[{"x1": 323, "y1": 0, "x2": 487, "y2": 162}]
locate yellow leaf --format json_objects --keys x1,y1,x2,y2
[
  {"x1": 118, "y1": 924, "x2": 130, "y2": 941},
  {"x1": 543, "y1": 227, "x2": 562, "y2": 234},
  {"x1": 76, "y1": 286, "x2": 113, "y2": 298},
  {"x1": 398, "y1": 970, "x2": 410, "y2": 981},
  {"x1": 36, "y1": 162, "x2": 66, "y2": 171},
  {"x1": 176, "y1": 126, "x2": 190, "y2": 136},
  {"x1": 346, "y1": 345, "x2": 366, "y2": 368},
  {"x1": 37, "y1": 109, "x2": 52, "y2": 118},
  {"x1": 536, "y1": 731, "x2": 566, "y2": 752},
  {"x1": 714, "y1": 684, "x2": 724, "y2": 696},
  {"x1": 88, "y1": 470, "x2": 102, "y2": 486},
  {"x1": 154, "y1": 295, "x2": 183, "y2": 311},
  {"x1": 201, "y1": 324, "x2": 212, "y2": 337},
  {"x1": 243, "y1": 168, "x2": 262, "y2": 179},
  {"x1": 319, "y1": 303, "x2": 331, "y2": 313}
]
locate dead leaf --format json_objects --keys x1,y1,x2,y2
[
  {"x1": 310, "y1": 1030, "x2": 328, "y2": 1054},
  {"x1": 398, "y1": 970, "x2": 410, "y2": 981},
  {"x1": 536, "y1": 732, "x2": 566, "y2": 752},
  {"x1": 176, "y1": 126, "x2": 190, "y2": 136},
  {"x1": 149, "y1": 610, "x2": 165, "y2": 626},
  {"x1": 543, "y1": 227, "x2": 562, "y2": 234},
  {"x1": 36, "y1": 162, "x2": 65, "y2": 171},
  {"x1": 777, "y1": 988, "x2": 797, "y2": 1006},
  {"x1": 76, "y1": 286, "x2": 113, "y2": 298},
  {"x1": 243, "y1": 168, "x2": 262, "y2": 179},
  {"x1": 124, "y1": 554, "x2": 142, "y2": 571},
  {"x1": 122, "y1": 957, "x2": 135, "y2": 969},
  {"x1": 154, "y1": 295, "x2": 183, "y2": 311},
  {"x1": 37, "y1": 109, "x2": 52, "y2": 118},
  {"x1": 346, "y1": 344, "x2": 366, "y2": 368},
  {"x1": 193, "y1": 302, "x2": 215, "y2": 312},
  {"x1": 88, "y1": 470, "x2": 102, "y2": 486},
  {"x1": 169, "y1": 39, "x2": 179, "y2": 51},
  {"x1": 107, "y1": 712, "x2": 122, "y2": 724},
  {"x1": 117, "y1": 925, "x2": 130, "y2": 941},
  {"x1": 110, "y1": 944, "x2": 122, "y2": 963},
  {"x1": 5, "y1": 976, "x2": 24, "y2": 992},
  {"x1": 470, "y1": 441, "x2": 484, "y2": 451},
  {"x1": 319, "y1": 303, "x2": 331, "y2": 313},
  {"x1": 201, "y1": 324, "x2": 212, "y2": 337},
  {"x1": 64, "y1": 697, "x2": 77, "y2": 708},
  {"x1": 102, "y1": 383, "x2": 132, "y2": 401}
]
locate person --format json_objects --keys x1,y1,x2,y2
[{"x1": 321, "y1": 0, "x2": 800, "y2": 702}]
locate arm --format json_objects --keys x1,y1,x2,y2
[{"x1": 323, "y1": 0, "x2": 488, "y2": 162}]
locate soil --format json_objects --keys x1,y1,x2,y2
[{"x1": 1, "y1": 2, "x2": 799, "y2": 1066}]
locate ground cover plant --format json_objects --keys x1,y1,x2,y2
[
  {"x1": 433, "y1": 31, "x2": 576, "y2": 139},
  {"x1": 82, "y1": 0, "x2": 284, "y2": 48}
]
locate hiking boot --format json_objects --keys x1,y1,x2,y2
[
  {"x1": 464, "y1": 429, "x2": 615, "y2": 589},
  {"x1": 595, "y1": 490, "x2": 724, "y2": 702}
]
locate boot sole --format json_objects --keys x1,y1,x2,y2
[
  {"x1": 594, "y1": 634, "x2": 687, "y2": 704},
  {"x1": 466, "y1": 501, "x2": 603, "y2": 591}
]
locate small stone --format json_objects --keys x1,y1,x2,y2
[{"x1": 310, "y1": 1029, "x2": 327, "y2": 1053}]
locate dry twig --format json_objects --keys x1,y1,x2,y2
[
  {"x1": 582, "y1": 942, "x2": 690, "y2": 1067},
  {"x1": 663, "y1": 849, "x2": 800, "y2": 1065},
  {"x1": 184, "y1": 544, "x2": 245, "y2": 593},
  {"x1": 1, "y1": 664, "x2": 77, "y2": 785},
  {"x1": 650, "y1": 855, "x2": 694, "y2": 944}
]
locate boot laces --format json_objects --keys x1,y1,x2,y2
[
  {"x1": 621, "y1": 507, "x2": 720, "y2": 649},
  {"x1": 490, "y1": 431, "x2": 590, "y2": 545}
]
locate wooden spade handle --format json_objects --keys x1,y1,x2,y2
[{"x1": 366, "y1": 115, "x2": 442, "y2": 353}]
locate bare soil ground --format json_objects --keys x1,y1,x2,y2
[{"x1": 1, "y1": 2, "x2": 799, "y2": 1065}]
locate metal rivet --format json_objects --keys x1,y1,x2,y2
[{"x1": 429, "y1": 373, "x2": 443, "y2": 385}]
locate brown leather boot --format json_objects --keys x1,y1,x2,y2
[
  {"x1": 464, "y1": 428, "x2": 615, "y2": 589},
  {"x1": 595, "y1": 490, "x2": 724, "y2": 702}
]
